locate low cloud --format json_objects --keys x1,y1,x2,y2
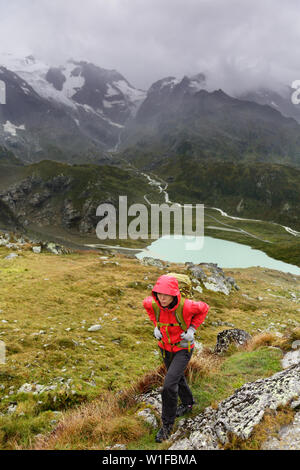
[{"x1": 0, "y1": 0, "x2": 299, "y2": 94}]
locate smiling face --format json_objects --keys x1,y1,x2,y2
[{"x1": 157, "y1": 292, "x2": 174, "y2": 307}]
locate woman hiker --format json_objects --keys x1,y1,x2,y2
[{"x1": 143, "y1": 274, "x2": 210, "y2": 442}]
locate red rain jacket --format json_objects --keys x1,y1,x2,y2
[{"x1": 143, "y1": 274, "x2": 210, "y2": 352}]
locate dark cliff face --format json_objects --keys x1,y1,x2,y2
[
  {"x1": 121, "y1": 77, "x2": 300, "y2": 167},
  {"x1": 68, "y1": 61, "x2": 133, "y2": 125},
  {"x1": 0, "y1": 174, "x2": 96, "y2": 233},
  {"x1": 0, "y1": 199, "x2": 21, "y2": 230}
]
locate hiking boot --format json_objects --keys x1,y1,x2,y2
[
  {"x1": 176, "y1": 403, "x2": 194, "y2": 417},
  {"x1": 155, "y1": 424, "x2": 173, "y2": 443}
]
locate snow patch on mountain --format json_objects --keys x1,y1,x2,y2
[
  {"x1": 61, "y1": 62, "x2": 85, "y2": 98},
  {"x1": 149, "y1": 73, "x2": 206, "y2": 96},
  {"x1": 3, "y1": 121, "x2": 26, "y2": 136},
  {"x1": 0, "y1": 53, "x2": 78, "y2": 109},
  {"x1": 189, "y1": 80, "x2": 205, "y2": 91},
  {"x1": 76, "y1": 103, "x2": 124, "y2": 128},
  {"x1": 101, "y1": 116, "x2": 124, "y2": 128},
  {"x1": 106, "y1": 83, "x2": 120, "y2": 97},
  {"x1": 102, "y1": 99, "x2": 125, "y2": 108},
  {"x1": 113, "y1": 80, "x2": 146, "y2": 106},
  {"x1": 160, "y1": 77, "x2": 180, "y2": 89}
]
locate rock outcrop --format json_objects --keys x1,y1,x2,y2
[
  {"x1": 139, "y1": 257, "x2": 166, "y2": 269},
  {"x1": 186, "y1": 262, "x2": 239, "y2": 295},
  {"x1": 0, "y1": 230, "x2": 71, "y2": 255}
]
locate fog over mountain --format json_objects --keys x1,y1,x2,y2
[{"x1": 1, "y1": 0, "x2": 300, "y2": 94}]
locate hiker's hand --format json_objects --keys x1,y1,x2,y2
[
  {"x1": 180, "y1": 327, "x2": 196, "y2": 342},
  {"x1": 154, "y1": 327, "x2": 163, "y2": 340}
]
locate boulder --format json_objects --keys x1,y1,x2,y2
[{"x1": 213, "y1": 329, "x2": 252, "y2": 355}]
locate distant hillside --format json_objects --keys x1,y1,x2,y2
[
  {"x1": 0, "y1": 145, "x2": 24, "y2": 166},
  {"x1": 121, "y1": 82, "x2": 300, "y2": 168},
  {"x1": 0, "y1": 158, "x2": 162, "y2": 237},
  {"x1": 156, "y1": 156, "x2": 300, "y2": 231}
]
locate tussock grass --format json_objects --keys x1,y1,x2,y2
[
  {"x1": 186, "y1": 349, "x2": 222, "y2": 382},
  {"x1": 119, "y1": 364, "x2": 166, "y2": 408},
  {"x1": 33, "y1": 392, "x2": 146, "y2": 450},
  {"x1": 32, "y1": 364, "x2": 167, "y2": 449},
  {"x1": 245, "y1": 332, "x2": 287, "y2": 351},
  {"x1": 245, "y1": 329, "x2": 300, "y2": 353}
]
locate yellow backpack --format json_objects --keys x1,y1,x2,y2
[{"x1": 165, "y1": 272, "x2": 192, "y2": 297}]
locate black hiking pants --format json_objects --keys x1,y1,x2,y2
[{"x1": 159, "y1": 346, "x2": 194, "y2": 426}]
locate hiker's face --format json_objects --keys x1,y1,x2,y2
[{"x1": 157, "y1": 293, "x2": 174, "y2": 307}]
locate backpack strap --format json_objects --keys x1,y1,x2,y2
[
  {"x1": 174, "y1": 298, "x2": 191, "y2": 353},
  {"x1": 174, "y1": 297, "x2": 187, "y2": 331},
  {"x1": 151, "y1": 300, "x2": 160, "y2": 325}
]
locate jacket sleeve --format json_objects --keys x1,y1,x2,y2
[
  {"x1": 143, "y1": 296, "x2": 157, "y2": 326},
  {"x1": 187, "y1": 299, "x2": 210, "y2": 330}
]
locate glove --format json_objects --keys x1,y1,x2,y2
[
  {"x1": 180, "y1": 326, "x2": 196, "y2": 342},
  {"x1": 154, "y1": 326, "x2": 163, "y2": 340}
]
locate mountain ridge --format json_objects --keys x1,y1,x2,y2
[{"x1": 2, "y1": 52, "x2": 300, "y2": 167}]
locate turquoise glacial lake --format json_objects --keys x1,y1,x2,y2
[{"x1": 135, "y1": 235, "x2": 300, "y2": 276}]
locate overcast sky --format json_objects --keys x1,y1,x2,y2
[{"x1": 1, "y1": 0, "x2": 300, "y2": 94}]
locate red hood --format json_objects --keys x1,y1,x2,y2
[{"x1": 152, "y1": 275, "x2": 181, "y2": 311}]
